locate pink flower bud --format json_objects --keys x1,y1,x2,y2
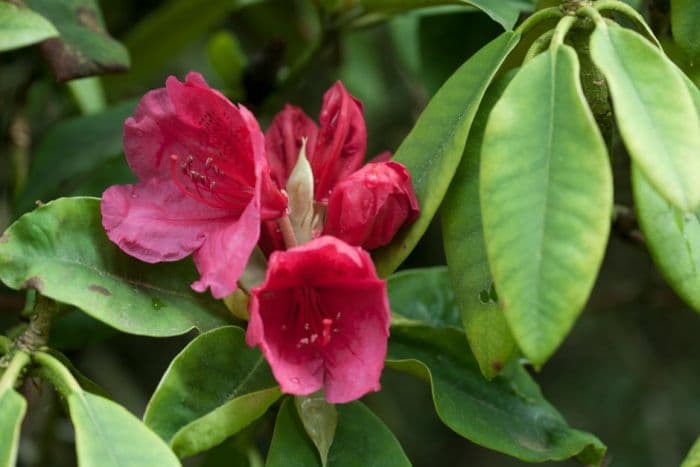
[
  {"x1": 323, "y1": 161, "x2": 419, "y2": 249},
  {"x1": 246, "y1": 236, "x2": 390, "y2": 403}
]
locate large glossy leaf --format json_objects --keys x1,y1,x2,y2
[
  {"x1": 633, "y1": 167, "x2": 700, "y2": 313},
  {"x1": 16, "y1": 100, "x2": 136, "y2": 214},
  {"x1": 0, "y1": 1, "x2": 58, "y2": 52},
  {"x1": 266, "y1": 398, "x2": 410, "y2": 467},
  {"x1": 387, "y1": 324, "x2": 606, "y2": 464},
  {"x1": 387, "y1": 267, "x2": 460, "y2": 328},
  {"x1": 682, "y1": 437, "x2": 700, "y2": 467},
  {"x1": 442, "y1": 71, "x2": 518, "y2": 379},
  {"x1": 0, "y1": 197, "x2": 230, "y2": 336},
  {"x1": 0, "y1": 385, "x2": 26, "y2": 467},
  {"x1": 358, "y1": 0, "x2": 531, "y2": 30},
  {"x1": 590, "y1": 24, "x2": 700, "y2": 211},
  {"x1": 480, "y1": 45, "x2": 612, "y2": 366},
  {"x1": 145, "y1": 326, "x2": 280, "y2": 458},
  {"x1": 24, "y1": 0, "x2": 129, "y2": 81},
  {"x1": 672, "y1": 0, "x2": 700, "y2": 60},
  {"x1": 372, "y1": 31, "x2": 520, "y2": 276}
]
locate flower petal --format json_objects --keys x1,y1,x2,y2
[
  {"x1": 319, "y1": 283, "x2": 389, "y2": 403},
  {"x1": 191, "y1": 179, "x2": 263, "y2": 298},
  {"x1": 311, "y1": 81, "x2": 367, "y2": 201},
  {"x1": 247, "y1": 288, "x2": 325, "y2": 396},
  {"x1": 265, "y1": 104, "x2": 319, "y2": 188},
  {"x1": 101, "y1": 178, "x2": 232, "y2": 263}
]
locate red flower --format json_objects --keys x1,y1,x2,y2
[
  {"x1": 101, "y1": 72, "x2": 286, "y2": 298},
  {"x1": 264, "y1": 81, "x2": 419, "y2": 251},
  {"x1": 246, "y1": 236, "x2": 390, "y2": 403},
  {"x1": 323, "y1": 161, "x2": 419, "y2": 249}
]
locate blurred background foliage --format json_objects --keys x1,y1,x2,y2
[{"x1": 1, "y1": 0, "x2": 699, "y2": 465}]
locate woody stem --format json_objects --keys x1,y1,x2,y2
[{"x1": 278, "y1": 215, "x2": 298, "y2": 249}]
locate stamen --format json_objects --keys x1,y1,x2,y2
[{"x1": 321, "y1": 318, "x2": 332, "y2": 346}]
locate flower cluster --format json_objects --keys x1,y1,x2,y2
[{"x1": 101, "y1": 72, "x2": 418, "y2": 403}]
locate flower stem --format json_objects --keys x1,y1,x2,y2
[
  {"x1": 16, "y1": 295, "x2": 55, "y2": 352},
  {"x1": 278, "y1": 215, "x2": 298, "y2": 249}
]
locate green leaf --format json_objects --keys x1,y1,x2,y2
[
  {"x1": 480, "y1": 45, "x2": 612, "y2": 366},
  {"x1": 0, "y1": 353, "x2": 30, "y2": 467},
  {"x1": 681, "y1": 437, "x2": 700, "y2": 467},
  {"x1": 590, "y1": 24, "x2": 700, "y2": 211},
  {"x1": 671, "y1": 0, "x2": 700, "y2": 60},
  {"x1": 24, "y1": 0, "x2": 129, "y2": 81},
  {"x1": 0, "y1": 1, "x2": 58, "y2": 52},
  {"x1": 34, "y1": 351, "x2": 181, "y2": 467},
  {"x1": 387, "y1": 324, "x2": 606, "y2": 464},
  {"x1": 294, "y1": 394, "x2": 337, "y2": 467},
  {"x1": 115, "y1": 0, "x2": 261, "y2": 92},
  {"x1": 372, "y1": 31, "x2": 520, "y2": 276},
  {"x1": 0, "y1": 389, "x2": 26, "y2": 467},
  {"x1": 267, "y1": 398, "x2": 411, "y2": 467},
  {"x1": 16, "y1": 100, "x2": 136, "y2": 214},
  {"x1": 207, "y1": 30, "x2": 248, "y2": 99},
  {"x1": 442, "y1": 70, "x2": 518, "y2": 379},
  {"x1": 144, "y1": 326, "x2": 280, "y2": 458},
  {"x1": 70, "y1": 392, "x2": 182, "y2": 467},
  {"x1": 387, "y1": 267, "x2": 460, "y2": 328},
  {"x1": 0, "y1": 197, "x2": 230, "y2": 337},
  {"x1": 633, "y1": 167, "x2": 700, "y2": 313},
  {"x1": 358, "y1": 0, "x2": 531, "y2": 30}
]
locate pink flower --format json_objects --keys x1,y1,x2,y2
[
  {"x1": 101, "y1": 72, "x2": 286, "y2": 298},
  {"x1": 323, "y1": 161, "x2": 419, "y2": 249},
  {"x1": 264, "y1": 81, "x2": 419, "y2": 251},
  {"x1": 246, "y1": 236, "x2": 390, "y2": 403}
]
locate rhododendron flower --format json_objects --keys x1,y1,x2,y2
[
  {"x1": 323, "y1": 161, "x2": 419, "y2": 249},
  {"x1": 263, "y1": 81, "x2": 419, "y2": 251},
  {"x1": 101, "y1": 72, "x2": 286, "y2": 298},
  {"x1": 246, "y1": 236, "x2": 390, "y2": 403}
]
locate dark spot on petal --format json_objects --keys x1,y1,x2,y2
[
  {"x1": 23, "y1": 276, "x2": 44, "y2": 292},
  {"x1": 491, "y1": 361, "x2": 503, "y2": 371},
  {"x1": 89, "y1": 284, "x2": 111, "y2": 296}
]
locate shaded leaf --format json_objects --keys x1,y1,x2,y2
[
  {"x1": 387, "y1": 267, "x2": 460, "y2": 328},
  {"x1": 267, "y1": 398, "x2": 410, "y2": 467},
  {"x1": 480, "y1": 45, "x2": 612, "y2": 366},
  {"x1": 682, "y1": 437, "x2": 700, "y2": 467},
  {"x1": 116, "y1": 0, "x2": 261, "y2": 92},
  {"x1": 358, "y1": 0, "x2": 531, "y2": 30},
  {"x1": 590, "y1": 24, "x2": 700, "y2": 211},
  {"x1": 16, "y1": 100, "x2": 136, "y2": 214},
  {"x1": 372, "y1": 31, "x2": 520, "y2": 276},
  {"x1": 0, "y1": 197, "x2": 230, "y2": 336},
  {"x1": 0, "y1": 1, "x2": 58, "y2": 52},
  {"x1": 387, "y1": 324, "x2": 606, "y2": 464},
  {"x1": 145, "y1": 326, "x2": 280, "y2": 458},
  {"x1": 294, "y1": 394, "x2": 337, "y2": 467},
  {"x1": 25, "y1": 0, "x2": 129, "y2": 81},
  {"x1": 442, "y1": 71, "x2": 518, "y2": 379},
  {"x1": 671, "y1": 0, "x2": 700, "y2": 60}
]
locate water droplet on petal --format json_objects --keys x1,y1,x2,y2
[{"x1": 291, "y1": 377, "x2": 300, "y2": 384}]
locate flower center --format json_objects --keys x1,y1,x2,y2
[
  {"x1": 169, "y1": 153, "x2": 254, "y2": 211},
  {"x1": 291, "y1": 287, "x2": 339, "y2": 350}
]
